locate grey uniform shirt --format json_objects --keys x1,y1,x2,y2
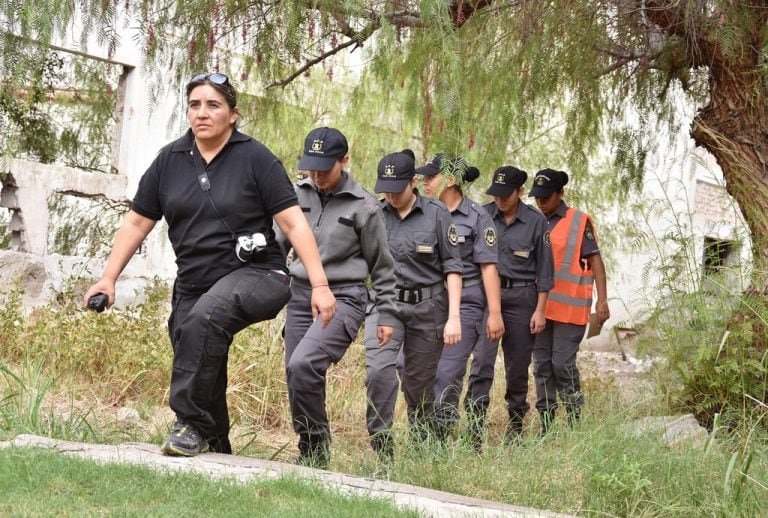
[
  {"x1": 545, "y1": 201, "x2": 600, "y2": 259},
  {"x1": 284, "y1": 171, "x2": 398, "y2": 326},
  {"x1": 381, "y1": 191, "x2": 463, "y2": 288},
  {"x1": 452, "y1": 196, "x2": 498, "y2": 281},
  {"x1": 484, "y1": 201, "x2": 554, "y2": 292}
]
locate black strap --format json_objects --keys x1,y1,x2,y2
[{"x1": 190, "y1": 143, "x2": 236, "y2": 241}]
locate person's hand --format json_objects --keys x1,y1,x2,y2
[
  {"x1": 596, "y1": 299, "x2": 610, "y2": 325},
  {"x1": 530, "y1": 309, "x2": 546, "y2": 334},
  {"x1": 486, "y1": 311, "x2": 504, "y2": 341},
  {"x1": 377, "y1": 325, "x2": 394, "y2": 347},
  {"x1": 443, "y1": 315, "x2": 461, "y2": 346},
  {"x1": 82, "y1": 278, "x2": 116, "y2": 310},
  {"x1": 311, "y1": 285, "x2": 336, "y2": 328}
]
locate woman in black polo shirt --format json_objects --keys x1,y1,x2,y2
[{"x1": 83, "y1": 73, "x2": 335, "y2": 457}]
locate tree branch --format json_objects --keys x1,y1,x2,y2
[{"x1": 267, "y1": 36, "x2": 360, "y2": 88}]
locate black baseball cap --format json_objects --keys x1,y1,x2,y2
[
  {"x1": 374, "y1": 151, "x2": 416, "y2": 193},
  {"x1": 298, "y1": 127, "x2": 348, "y2": 171},
  {"x1": 529, "y1": 168, "x2": 569, "y2": 197},
  {"x1": 486, "y1": 166, "x2": 528, "y2": 197},
  {"x1": 415, "y1": 153, "x2": 445, "y2": 176}
]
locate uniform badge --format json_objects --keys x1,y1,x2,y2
[
  {"x1": 543, "y1": 231, "x2": 551, "y2": 246},
  {"x1": 484, "y1": 227, "x2": 497, "y2": 247},
  {"x1": 585, "y1": 225, "x2": 595, "y2": 241},
  {"x1": 447, "y1": 224, "x2": 459, "y2": 246}
]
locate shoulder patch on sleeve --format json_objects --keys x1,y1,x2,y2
[
  {"x1": 585, "y1": 224, "x2": 595, "y2": 241},
  {"x1": 543, "y1": 231, "x2": 551, "y2": 246},
  {"x1": 361, "y1": 192, "x2": 380, "y2": 214},
  {"x1": 484, "y1": 227, "x2": 497, "y2": 247},
  {"x1": 447, "y1": 224, "x2": 460, "y2": 246}
]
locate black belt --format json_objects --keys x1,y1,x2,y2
[
  {"x1": 463, "y1": 277, "x2": 482, "y2": 288},
  {"x1": 500, "y1": 277, "x2": 536, "y2": 289},
  {"x1": 395, "y1": 283, "x2": 444, "y2": 304}
]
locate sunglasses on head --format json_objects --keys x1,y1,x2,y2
[{"x1": 189, "y1": 72, "x2": 229, "y2": 85}]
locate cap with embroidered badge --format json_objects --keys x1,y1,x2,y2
[
  {"x1": 528, "y1": 168, "x2": 569, "y2": 197},
  {"x1": 415, "y1": 153, "x2": 445, "y2": 177},
  {"x1": 485, "y1": 165, "x2": 528, "y2": 197},
  {"x1": 374, "y1": 151, "x2": 416, "y2": 193},
  {"x1": 298, "y1": 127, "x2": 349, "y2": 171}
]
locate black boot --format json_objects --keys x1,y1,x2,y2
[
  {"x1": 464, "y1": 403, "x2": 488, "y2": 454},
  {"x1": 538, "y1": 408, "x2": 556, "y2": 438},
  {"x1": 297, "y1": 433, "x2": 330, "y2": 469},
  {"x1": 370, "y1": 431, "x2": 394, "y2": 462},
  {"x1": 504, "y1": 410, "x2": 525, "y2": 445},
  {"x1": 566, "y1": 404, "x2": 582, "y2": 428}
]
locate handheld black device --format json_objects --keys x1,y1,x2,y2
[{"x1": 87, "y1": 293, "x2": 108, "y2": 312}]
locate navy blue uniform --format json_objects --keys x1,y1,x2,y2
[
  {"x1": 466, "y1": 201, "x2": 553, "y2": 434},
  {"x1": 365, "y1": 191, "x2": 462, "y2": 441}
]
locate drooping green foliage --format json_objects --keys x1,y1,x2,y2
[{"x1": 6, "y1": 1, "x2": 759, "y2": 192}]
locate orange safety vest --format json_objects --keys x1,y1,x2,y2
[{"x1": 546, "y1": 208, "x2": 594, "y2": 325}]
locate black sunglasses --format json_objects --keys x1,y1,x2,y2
[{"x1": 189, "y1": 72, "x2": 229, "y2": 85}]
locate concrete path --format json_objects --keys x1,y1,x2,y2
[{"x1": 2, "y1": 434, "x2": 574, "y2": 518}]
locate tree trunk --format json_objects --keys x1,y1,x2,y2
[
  {"x1": 691, "y1": 60, "x2": 768, "y2": 282},
  {"x1": 690, "y1": 58, "x2": 768, "y2": 353}
]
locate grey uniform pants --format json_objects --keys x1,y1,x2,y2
[
  {"x1": 284, "y1": 284, "x2": 367, "y2": 438},
  {"x1": 365, "y1": 292, "x2": 447, "y2": 433},
  {"x1": 363, "y1": 311, "x2": 405, "y2": 436},
  {"x1": 533, "y1": 319, "x2": 586, "y2": 413},
  {"x1": 433, "y1": 284, "x2": 487, "y2": 425},
  {"x1": 466, "y1": 285, "x2": 538, "y2": 415},
  {"x1": 168, "y1": 267, "x2": 291, "y2": 447}
]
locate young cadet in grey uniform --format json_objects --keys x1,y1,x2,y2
[
  {"x1": 530, "y1": 168, "x2": 609, "y2": 435},
  {"x1": 418, "y1": 155, "x2": 504, "y2": 443},
  {"x1": 363, "y1": 150, "x2": 463, "y2": 459},
  {"x1": 281, "y1": 127, "x2": 398, "y2": 468},
  {"x1": 466, "y1": 166, "x2": 554, "y2": 448}
]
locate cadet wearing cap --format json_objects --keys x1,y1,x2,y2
[
  {"x1": 530, "y1": 168, "x2": 609, "y2": 435},
  {"x1": 418, "y1": 154, "x2": 504, "y2": 444},
  {"x1": 363, "y1": 149, "x2": 463, "y2": 458},
  {"x1": 465, "y1": 165, "x2": 554, "y2": 448},
  {"x1": 281, "y1": 127, "x2": 398, "y2": 468}
]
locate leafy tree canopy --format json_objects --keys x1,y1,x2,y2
[{"x1": 2, "y1": 1, "x2": 767, "y2": 256}]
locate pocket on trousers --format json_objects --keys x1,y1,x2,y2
[
  {"x1": 239, "y1": 271, "x2": 291, "y2": 323},
  {"x1": 317, "y1": 313, "x2": 362, "y2": 364}
]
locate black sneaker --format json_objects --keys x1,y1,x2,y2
[{"x1": 161, "y1": 421, "x2": 209, "y2": 457}]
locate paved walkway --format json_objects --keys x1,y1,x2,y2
[{"x1": 3, "y1": 434, "x2": 574, "y2": 517}]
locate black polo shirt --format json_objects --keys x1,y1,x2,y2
[{"x1": 132, "y1": 129, "x2": 298, "y2": 294}]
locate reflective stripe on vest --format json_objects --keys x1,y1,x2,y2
[{"x1": 546, "y1": 208, "x2": 594, "y2": 325}]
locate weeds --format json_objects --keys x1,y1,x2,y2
[{"x1": 2, "y1": 262, "x2": 768, "y2": 515}]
